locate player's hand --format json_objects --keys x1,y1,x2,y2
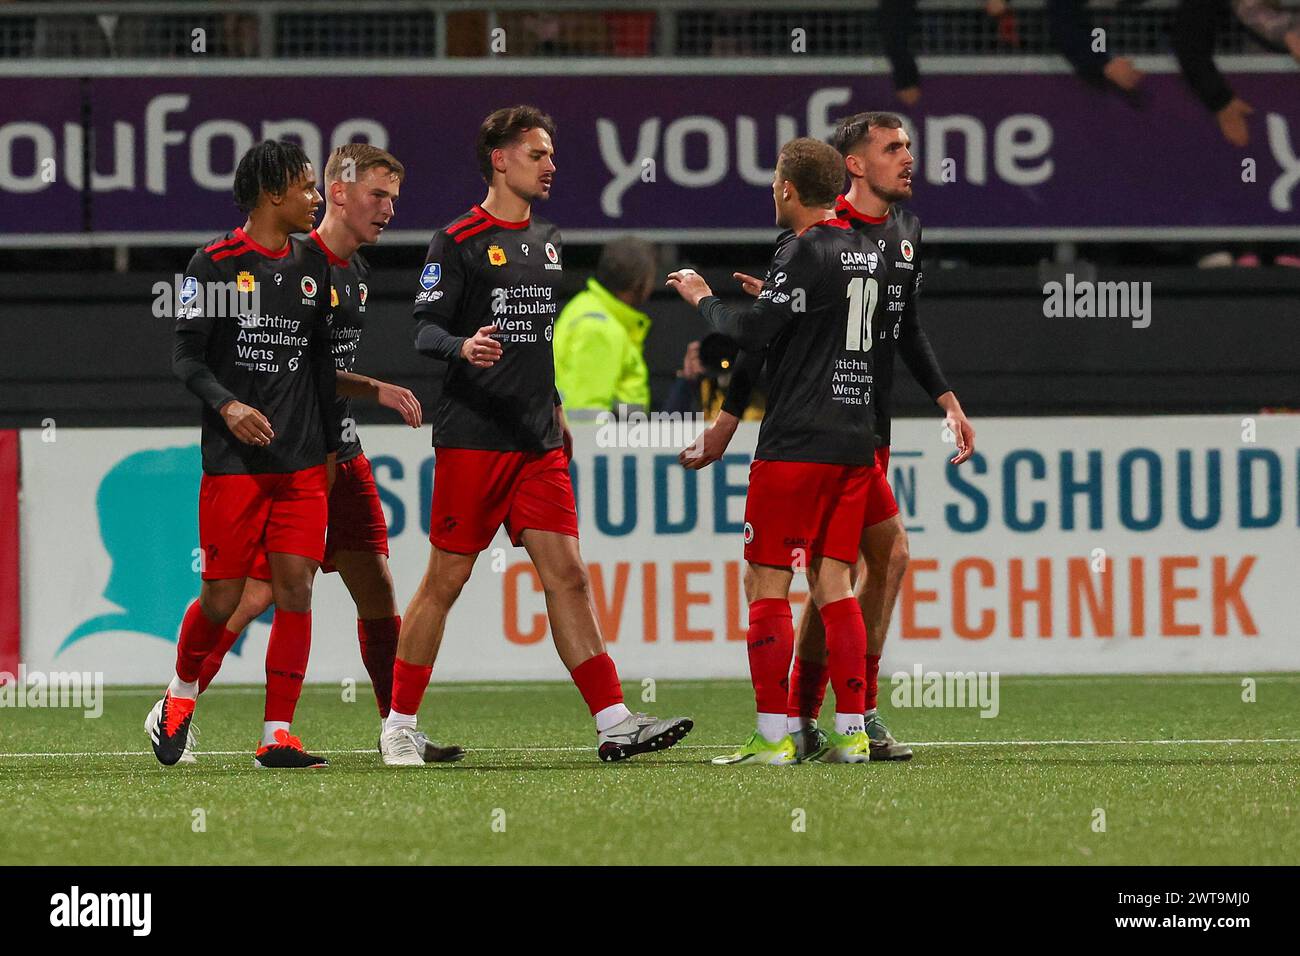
[
  {"x1": 666, "y1": 268, "x2": 713, "y2": 308},
  {"x1": 679, "y1": 411, "x2": 740, "y2": 470},
  {"x1": 944, "y1": 412, "x2": 975, "y2": 465},
  {"x1": 555, "y1": 404, "x2": 574, "y2": 460},
  {"x1": 376, "y1": 380, "x2": 422, "y2": 428},
  {"x1": 326, "y1": 452, "x2": 337, "y2": 493},
  {"x1": 896, "y1": 85, "x2": 921, "y2": 107},
  {"x1": 1102, "y1": 56, "x2": 1143, "y2": 93},
  {"x1": 731, "y1": 272, "x2": 763, "y2": 297},
  {"x1": 461, "y1": 325, "x2": 502, "y2": 367},
  {"x1": 221, "y1": 401, "x2": 274, "y2": 446},
  {"x1": 1216, "y1": 97, "x2": 1254, "y2": 148},
  {"x1": 1286, "y1": 29, "x2": 1300, "y2": 63}
]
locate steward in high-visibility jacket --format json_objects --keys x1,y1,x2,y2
[{"x1": 553, "y1": 237, "x2": 657, "y2": 418}]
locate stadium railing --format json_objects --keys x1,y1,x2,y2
[{"x1": 0, "y1": 0, "x2": 1278, "y2": 61}]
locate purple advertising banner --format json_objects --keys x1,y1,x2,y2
[{"x1": 3, "y1": 69, "x2": 1299, "y2": 241}]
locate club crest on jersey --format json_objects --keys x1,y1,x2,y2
[
  {"x1": 901, "y1": 239, "x2": 914, "y2": 261},
  {"x1": 545, "y1": 242, "x2": 559, "y2": 263},
  {"x1": 236, "y1": 271, "x2": 255, "y2": 293},
  {"x1": 359, "y1": 282, "x2": 368, "y2": 305},
  {"x1": 420, "y1": 263, "x2": 441, "y2": 290},
  {"x1": 300, "y1": 276, "x2": 318, "y2": 298},
  {"x1": 743, "y1": 522, "x2": 754, "y2": 545},
  {"x1": 488, "y1": 245, "x2": 507, "y2": 266},
  {"x1": 330, "y1": 285, "x2": 339, "y2": 307}
]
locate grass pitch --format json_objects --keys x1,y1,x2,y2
[{"x1": 2, "y1": 675, "x2": 1297, "y2": 866}]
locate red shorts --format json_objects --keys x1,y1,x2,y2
[
  {"x1": 429, "y1": 447, "x2": 579, "y2": 554},
  {"x1": 248, "y1": 454, "x2": 389, "y2": 579},
  {"x1": 322, "y1": 454, "x2": 389, "y2": 573},
  {"x1": 199, "y1": 465, "x2": 328, "y2": 581},
  {"x1": 864, "y1": 445, "x2": 899, "y2": 527},
  {"x1": 743, "y1": 459, "x2": 875, "y2": 567}
]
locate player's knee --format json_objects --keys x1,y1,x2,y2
[
  {"x1": 199, "y1": 583, "x2": 242, "y2": 623},
  {"x1": 542, "y1": 560, "x2": 589, "y2": 601},
  {"x1": 887, "y1": 533, "x2": 910, "y2": 583},
  {"x1": 743, "y1": 565, "x2": 758, "y2": 604},
  {"x1": 274, "y1": 578, "x2": 314, "y2": 612}
]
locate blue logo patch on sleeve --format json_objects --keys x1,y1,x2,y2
[
  {"x1": 180, "y1": 276, "x2": 198, "y2": 305},
  {"x1": 420, "y1": 263, "x2": 441, "y2": 290}
]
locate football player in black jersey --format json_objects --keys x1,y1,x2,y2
[
  {"x1": 381, "y1": 106, "x2": 692, "y2": 765},
  {"x1": 683, "y1": 112, "x2": 975, "y2": 762},
  {"x1": 668, "y1": 138, "x2": 885, "y2": 765},
  {"x1": 149, "y1": 140, "x2": 339, "y2": 769},
  {"x1": 190, "y1": 144, "x2": 465, "y2": 764}
]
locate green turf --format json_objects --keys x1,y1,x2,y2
[{"x1": 2, "y1": 675, "x2": 1298, "y2": 865}]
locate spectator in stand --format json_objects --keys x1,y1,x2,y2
[{"x1": 1044, "y1": 0, "x2": 1144, "y2": 94}]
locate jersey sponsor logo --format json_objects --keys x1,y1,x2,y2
[
  {"x1": 521, "y1": 242, "x2": 530, "y2": 256},
  {"x1": 359, "y1": 282, "x2": 368, "y2": 305},
  {"x1": 236, "y1": 271, "x2": 255, "y2": 293},
  {"x1": 420, "y1": 263, "x2": 441, "y2": 290},
  {"x1": 840, "y1": 250, "x2": 878, "y2": 271},
  {"x1": 773, "y1": 271, "x2": 787, "y2": 286},
  {"x1": 901, "y1": 239, "x2": 914, "y2": 261},
  {"x1": 415, "y1": 289, "x2": 444, "y2": 304},
  {"x1": 179, "y1": 276, "x2": 198, "y2": 305},
  {"x1": 877, "y1": 239, "x2": 887, "y2": 251},
  {"x1": 330, "y1": 285, "x2": 339, "y2": 308},
  {"x1": 488, "y1": 245, "x2": 507, "y2": 266},
  {"x1": 300, "y1": 276, "x2": 318, "y2": 298},
  {"x1": 545, "y1": 242, "x2": 559, "y2": 263},
  {"x1": 274, "y1": 272, "x2": 283, "y2": 285}
]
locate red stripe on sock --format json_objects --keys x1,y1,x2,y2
[
  {"x1": 358, "y1": 616, "x2": 400, "y2": 717},
  {"x1": 570, "y1": 652, "x2": 623, "y2": 716},
  {"x1": 264, "y1": 609, "x2": 311, "y2": 724},
  {"x1": 747, "y1": 599, "x2": 793, "y2": 714},
  {"x1": 390, "y1": 655, "x2": 433, "y2": 716},
  {"x1": 821, "y1": 597, "x2": 867, "y2": 716}
]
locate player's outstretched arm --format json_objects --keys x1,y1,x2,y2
[{"x1": 335, "y1": 371, "x2": 422, "y2": 428}]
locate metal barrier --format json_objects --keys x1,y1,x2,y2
[{"x1": 0, "y1": 0, "x2": 1280, "y2": 60}]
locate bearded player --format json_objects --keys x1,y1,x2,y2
[
  {"x1": 684, "y1": 112, "x2": 975, "y2": 761},
  {"x1": 182, "y1": 144, "x2": 465, "y2": 765},
  {"x1": 378, "y1": 105, "x2": 693, "y2": 766}
]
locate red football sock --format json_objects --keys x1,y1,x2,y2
[
  {"x1": 570, "y1": 652, "x2": 624, "y2": 715},
  {"x1": 390, "y1": 656, "x2": 433, "y2": 717},
  {"x1": 747, "y1": 599, "x2": 794, "y2": 715},
  {"x1": 787, "y1": 655, "x2": 829, "y2": 721},
  {"x1": 865, "y1": 653, "x2": 882, "y2": 711},
  {"x1": 197, "y1": 627, "x2": 241, "y2": 694},
  {"x1": 264, "y1": 609, "x2": 311, "y2": 724},
  {"x1": 821, "y1": 597, "x2": 867, "y2": 716},
  {"x1": 357, "y1": 616, "x2": 400, "y2": 717},
  {"x1": 175, "y1": 600, "x2": 229, "y2": 684}
]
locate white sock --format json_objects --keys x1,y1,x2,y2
[
  {"x1": 594, "y1": 702, "x2": 632, "y2": 733},
  {"x1": 261, "y1": 720, "x2": 291, "y2": 746},
  {"x1": 835, "y1": 713, "x2": 865, "y2": 736},
  {"x1": 168, "y1": 675, "x2": 199, "y2": 700},
  {"x1": 385, "y1": 709, "x2": 417, "y2": 733},
  {"x1": 757, "y1": 712, "x2": 788, "y2": 744},
  {"x1": 787, "y1": 716, "x2": 811, "y2": 733}
]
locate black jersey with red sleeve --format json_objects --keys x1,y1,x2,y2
[
  {"x1": 698, "y1": 219, "x2": 882, "y2": 467},
  {"x1": 172, "y1": 227, "x2": 340, "y2": 476},
  {"x1": 311, "y1": 229, "x2": 370, "y2": 465},
  {"x1": 833, "y1": 195, "x2": 950, "y2": 446},
  {"x1": 411, "y1": 204, "x2": 564, "y2": 452}
]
